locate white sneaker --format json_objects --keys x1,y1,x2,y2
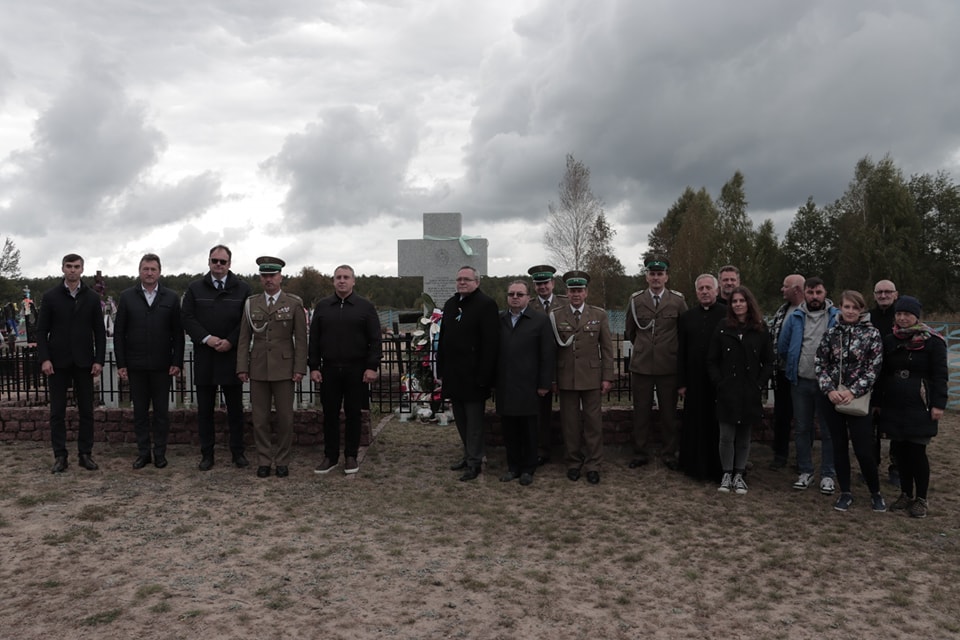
[
  {"x1": 820, "y1": 476, "x2": 836, "y2": 495},
  {"x1": 793, "y1": 472, "x2": 814, "y2": 490},
  {"x1": 718, "y1": 472, "x2": 732, "y2": 493},
  {"x1": 733, "y1": 473, "x2": 748, "y2": 495}
]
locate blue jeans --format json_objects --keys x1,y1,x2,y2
[{"x1": 791, "y1": 377, "x2": 834, "y2": 477}]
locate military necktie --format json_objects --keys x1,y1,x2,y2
[
  {"x1": 574, "y1": 309, "x2": 581, "y2": 326},
  {"x1": 654, "y1": 294, "x2": 661, "y2": 307}
]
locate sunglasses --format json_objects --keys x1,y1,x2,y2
[
  {"x1": 506, "y1": 292, "x2": 527, "y2": 298},
  {"x1": 210, "y1": 258, "x2": 229, "y2": 265}
]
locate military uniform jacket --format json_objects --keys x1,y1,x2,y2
[
  {"x1": 553, "y1": 304, "x2": 614, "y2": 391},
  {"x1": 237, "y1": 291, "x2": 308, "y2": 382},
  {"x1": 529, "y1": 293, "x2": 568, "y2": 315},
  {"x1": 624, "y1": 289, "x2": 687, "y2": 375}
]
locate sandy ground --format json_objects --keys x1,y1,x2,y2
[{"x1": 1, "y1": 411, "x2": 959, "y2": 639}]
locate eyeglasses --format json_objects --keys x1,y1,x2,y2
[
  {"x1": 210, "y1": 258, "x2": 229, "y2": 265},
  {"x1": 506, "y1": 292, "x2": 527, "y2": 298},
  {"x1": 874, "y1": 290, "x2": 896, "y2": 295}
]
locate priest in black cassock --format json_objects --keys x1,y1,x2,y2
[{"x1": 677, "y1": 274, "x2": 727, "y2": 481}]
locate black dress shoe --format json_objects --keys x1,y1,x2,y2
[
  {"x1": 586, "y1": 471, "x2": 600, "y2": 484},
  {"x1": 459, "y1": 467, "x2": 480, "y2": 481},
  {"x1": 275, "y1": 465, "x2": 289, "y2": 477},
  {"x1": 232, "y1": 454, "x2": 249, "y2": 468},
  {"x1": 628, "y1": 456, "x2": 649, "y2": 469},
  {"x1": 566, "y1": 468, "x2": 581, "y2": 481},
  {"x1": 133, "y1": 455, "x2": 151, "y2": 469},
  {"x1": 256, "y1": 466, "x2": 271, "y2": 478},
  {"x1": 519, "y1": 472, "x2": 534, "y2": 486},
  {"x1": 536, "y1": 455, "x2": 551, "y2": 467},
  {"x1": 51, "y1": 456, "x2": 68, "y2": 473},
  {"x1": 450, "y1": 459, "x2": 468, "y2": 471},
  {"x1": 78, "y1": 454, "x2": 99, "y2": 471},
  {"x1": 154, "y1": 454, "x2": 168, "y2": 469},
  {"x1": 499, "y1": 471, "x2": 519, "y2": 482},
  {"x1": 198, "y1": 456, "x2": 214, "y2": 471},
  {"x1": 663, "y1": 457, "x2": 680, "y2": 471}
]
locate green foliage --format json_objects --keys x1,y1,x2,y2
[
  {"x1": 782, "y1": 197, "x2": 833, "y2": 278},
  {"x1": 584, "y1": 212, "x2": 626, "y2": 309}
]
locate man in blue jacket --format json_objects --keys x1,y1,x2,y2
[
  {"x1": 778, "y1": 276, "x2": 839, "y2": 494},
  {"x1": 37, "y1": 254, "x2": 106, "y2": 473},
  {"x1": 114, "y1": 253, "x2": 185, "y2": 469}
]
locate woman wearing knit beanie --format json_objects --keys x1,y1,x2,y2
[{"x1": 876, "y1": 296, "x2": 948, "y2": 518}]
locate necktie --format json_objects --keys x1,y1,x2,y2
[
  {"x1": 267, "y1": 296, "x2": 275, "y2": 309},
  {"x1": 216, "y1": 279, "x2": 223, "y2": 290},
  {"x1": 574, "y1": 309, "x2": 581, "y2": 325},
  {"x1": 654, "y1": 294, "x2": 661, "y2": 307},
  {"x1": 541, "y1": 298, "x2": 549, "y2": 311}
]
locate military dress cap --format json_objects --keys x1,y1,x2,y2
[
  {"x1": 561, "y1": 270, "x2": 591, "y2": 289},
  {"x1": 645, "y1": 257, "x2": 670, "y2": 271},
  {"x1": 256, "y1": 256, "x2": 286, "y2": 274},
  {"x1": 527, "y1": 265, "x2": 558, "y2": 283}
]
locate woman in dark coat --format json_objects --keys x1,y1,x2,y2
[
  {"x1": 707, "y1": 287, "x2": 774, "y2": 495},
  {"x1": 877, "y1": 296, "x2": 948, "y2": 519}
]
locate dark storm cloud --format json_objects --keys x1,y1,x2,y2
[
  {"x1": 261, "y1": 104, "x2": 428, "y2": 230},
  {"x1": 0, "y1": 57, "x2": 223, "y2": 237},
  {"x1": 453, "y1": 0, "x2": 960, "y2": 241}
]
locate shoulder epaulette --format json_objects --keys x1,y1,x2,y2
[{"x1": 669, "y1": 289, "x2": 685, "y2": 298}]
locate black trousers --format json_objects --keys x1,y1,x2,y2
[
  {"x1": 129, "y1": 369, "x2": 172, "y2": 456},
  {"x1": 502, "y1": 414, "x2": 538, "y2": 475},
  {"x1": 197, "y1": 384, "x2": 245, "y2": 457},
  {"x1": 49, "y1": 364, "x2": 96, "y2": 458},
  {"x1": 320, "y1": 364, "x2": 366, "y2": 462},
  {"x1": 772, "y1": 370, "x2": 793, "y2": 463}
]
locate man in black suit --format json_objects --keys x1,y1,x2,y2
[
  {"x1": 437, "y1": 265, "x2": 500, "y2": 481},
  {"x1": 495, "y1": 280, "x2": 556, "y2": 486},
  {"x1": 37, "y1": 253, "x2": 106, "y2": 473},
  {"x1": 181, "y1": 245, "x2": 252, "y2": 470},
  {"x1": 114, "y1": 253, "x2": 185, "y2": 469}
]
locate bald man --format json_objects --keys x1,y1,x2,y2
[{"x1": 768, "y1": 274, "x2": 805, "y2": 470}]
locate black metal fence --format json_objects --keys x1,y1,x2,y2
[{"x1": 5, "y1": 328, "x2": 960, "y2": 410}]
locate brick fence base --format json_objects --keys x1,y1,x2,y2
[{"x1": 0, "y1": 406, "x2": 371, "y2": 449}]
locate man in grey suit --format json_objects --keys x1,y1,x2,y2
[
  {"x1": 237, "y1": 256, "x2": 308, "y2": 478},
  {"x1": 495, "y1": 280, "x2": 556, "y2": 486}
]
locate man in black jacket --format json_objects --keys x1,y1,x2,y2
[
  {"x1": 181, "y1": 244, "x2": 252, "y2": 470},
  {"x1": 309, "y1": 265, "x2": 382, "y2": 475},
  {"x1": 437, "y1": 266, "x2": 500, "y2": 481},
  {"x1": 114, "y1": 253, "x2": 185, "y2": 469},
  {"x1": 37, "y1": 253, "x2": 106, "y2": 473}
]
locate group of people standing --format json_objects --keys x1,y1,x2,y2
[
  {"x1": 37, "y1": 247, "x2": 381, "y2": 479},
  {"x1": 34, "y1": 250, "x2": 948, "y2": 518}
]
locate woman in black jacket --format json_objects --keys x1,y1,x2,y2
[
  {"x1": 708, "y1": 287, "x2": 774, "y2": 495},
  {"x1": 877, "y1": 296, "x2": 948, "y2": 518}
]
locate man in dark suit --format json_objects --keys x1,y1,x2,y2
[
  {"x1": 527, "y1": 264, "x2": 568, "y2": 465},
  {"x1": 437, "y1": 265, "x2": 500, "y2": 481},
  {"x1": 114, "y1": 253, "x2": 185, "y2": 469},
  {"x1": 237, "y1": 257, "x2": 308, "y2": 478},
  {"x1": 624, "y1": 257, "x2": 687, "y2": 470},
  {"x1": 37, "y1": 253, "x2": 106, "y2": 473},
  {"x1": 495, "y1": 280, "x2": 556, "y2": 486},
  {"x1": 309, "y1": 264, "x2": 382, "y2": 476},
  {"x1": 552, "y1": 271, "x2": 614, "y2": 484},
  {"x1": 181, "y1": 244, "x2": 252, "y2": 470}
]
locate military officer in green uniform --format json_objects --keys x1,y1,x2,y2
[
  {"x1": 527, "y1": 264, "x2": 568, "y2": 465},
  {"x1": 237, "y1": 256, "x2": 308, "y2": 478},
  {"x1": 551, "y1": 271, "x2": 614, "y2": 484}
]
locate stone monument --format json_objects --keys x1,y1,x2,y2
[{"x1": 398, "y1": 213, "x2": 488, "y2": 306}]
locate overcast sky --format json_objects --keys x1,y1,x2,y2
[{"x1": 2, "y1": 0, "x2": 959, "y2": 280}]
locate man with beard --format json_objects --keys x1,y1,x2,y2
[
  {"x1": 778, "y1": 277, "x2": 839, "y2": 494},
  {"x1": 718, "y1": 265, "x2": 741, "y2": 304},
  {"x1": 677, "y1": 274, "x2": 726, "y2": 481}
]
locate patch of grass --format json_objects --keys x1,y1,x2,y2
[
  {"x1": 80, "y1": 608, "x2": 122, "y2": 626},
  {"x1": 39, "y1": 580, "x2": 62, "y2": 589},
  {"x1": 149, "y1": 602, "x2": 171, "y2": 614},
  {"x1": 135, "y1": 584, "x2": 165, "y2": 600},
  {"x1": 262, "y1": 545, "x2": 297, "y2": 561},
  {"x1": 266, "y1": 596, "x2": 293, "y2": 610},
  {"x1": 458, "y1": 576, "x2": 488, "y2": 591},
  {"x1": 43, "y1": 526, "x2": 101, "y2": 545},
  {"x1": 178, "y1": 610, "x2": 204, "y2": 620},
  {"x1": 171, "y1": 524, "x2": 195, "y2": 535},
  {"x1": 76, "y1": 504, "x2": 117, "y2": 522},
  {"x1": 16, "y1": 491, "x2": 65, "y2": 507}
]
